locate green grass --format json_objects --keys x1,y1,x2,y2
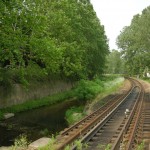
[
  {"x1": 136, "y1": 141, "x2": 145, "y2": 150},
  {"x1": 11, "y1": 134, "x2": 29, "y2": 150},
  {"x1": 142, "y1": 77, "x2": 150, "y2": 83},
  {"x1": 88, "y1": 77, "x2": 124, "y2": 110},
  {"x1": 145, "y1": 79, "x2": 150, "y2": 83},
  {"x1": 0, "y1": 89, "x2": 75, "y2": 120}
]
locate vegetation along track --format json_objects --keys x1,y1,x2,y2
[{"x1": 55, "y1": 77, "x2": 143, "y2": 150}]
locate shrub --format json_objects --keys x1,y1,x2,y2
[{"x1": 74, "y1": 79, "x2": 103, "y2": 100}]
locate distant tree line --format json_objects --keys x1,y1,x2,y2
[
  {"x1": 0, "y1": 0, "x2": 109, "y2": 85},
  {"x1": 117, "y1": 6, "x2": 150, "y2": 76},
  {"x1": 105, "y1": 49, "x2": 124, "y2": 75}
]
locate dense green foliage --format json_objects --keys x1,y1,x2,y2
[
  {"x1": 105, "y1": 50, "x2": 125, "y2": 74},
  {"x1": 74, "y1": 75, "x2": 124, "y2": 101},
  {"x1": 117, "y1": 6, "x2": 150, "y2": 76},
  {"x1": 75, "y1": 79, "x2": 104, "y2": 100},
  {"x1": 0, "y1": 0, "x2": 109, "y2": 84}
]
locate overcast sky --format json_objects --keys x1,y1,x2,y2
[{"x1": 90, "y1": 0, "x2": 150, "y2": 50}]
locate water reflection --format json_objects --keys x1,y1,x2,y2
[{"x1": 0, "y1": 99, "x2": 82, "y2": 146}]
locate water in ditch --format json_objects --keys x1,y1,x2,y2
[{"x1": 0, "y1": 99, "x2": 83, "y2": 146}]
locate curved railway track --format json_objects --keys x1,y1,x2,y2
[
  {"x1": 110, "y1": 78, "x2": 145, "y2": 150},
  {"x1": 54, "y1": 78, "x2": 149, "y2": 150},
  {"x1": 113, "y1": 78, "x2": 150, "y2": 150}
]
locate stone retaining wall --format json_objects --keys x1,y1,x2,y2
[{"x1": 0, "y1": 80, "x2": 73, "y2": 108}]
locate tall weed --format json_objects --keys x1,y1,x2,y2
[{"x1": 65, "y1": 106, "x2": 85, "y2": 125}]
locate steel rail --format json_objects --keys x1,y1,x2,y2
[
  {"x1": 60, "y1": 78, "x2": 133, "y2": 137},
  {"x1": 60, "y1": 95, "x2": 124, "y2": 136},
  {"x1": 111, "y1": 78, "x2": 145, "y2": 150},
  {"x1": 55, "y1": 78, "x2": 135, "y2": 150},
  {"x1": 78, "y1": 85, "x2": 137, "y2": 144},
  {"x1": 125, "y1": 79, "x2": 145, "y2": 149},
  {"x1": 110, "y1": 85, "x2": 141, "y2": 149}
]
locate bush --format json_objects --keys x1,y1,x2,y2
[{"x1": 74, "y1": 79, "x2": 104, "y2": 100}]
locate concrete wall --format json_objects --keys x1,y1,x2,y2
[{"x1": 0, "y1": 80, "x2": 73, "y2": 108}]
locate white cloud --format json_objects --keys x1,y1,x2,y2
[{"x1": 90, "y1": 0, "x2": 150, "y2": 50}]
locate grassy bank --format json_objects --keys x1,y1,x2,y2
[
  {"x1": 88, "y1": 77, "x2": 124, "y2": 112},
  {"x1": 65, "y1": 76, "x2": 124, "y2": 125},
  {"x1": 0, "y1": 90, "x2": 75, "y2": 120},
  {"x1": 144, "y1": 78, "x2": 150, "y2": 83}
]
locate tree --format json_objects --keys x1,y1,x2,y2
[
  {"x1": 0, "y1": 0, "x2": 109, "y2": 84},
  {"x1": 105, "y1": 50, "x2": 124, "y2": 74},
  {"x1": 117, "y1": 6, "x2": 150, "y2": 76}
]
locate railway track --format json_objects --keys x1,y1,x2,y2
[
  {"x1": 117, "y1": 79, "x2": 150, "y2": 150},
  {"x1": 110, "y1": 78, "x2": 145, "y2": 150},
  {"x1": 142, "y1": 92, "x2": 150, "y2": 149},
  {"x1": 55, "y1": 78, "x2": 149, "y2": 150}
]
